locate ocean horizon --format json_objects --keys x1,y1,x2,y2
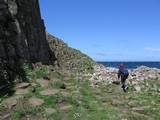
[{"x1": 97, "y1": 61, "x2": 160, "y2": 69}]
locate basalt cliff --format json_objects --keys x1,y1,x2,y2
[{"x1": 0, "y1": 0, "x2": 56, "y2": 86}]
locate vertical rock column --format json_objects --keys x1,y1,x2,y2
[
  {"x1": 0, "y1": 0, "x2": 17, "y2": 85},
  {"x1": 0, "y1": 0, "x2": 55, "y2": 86}
]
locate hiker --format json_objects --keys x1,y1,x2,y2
[{"x1": 118, "y1": 64, "x2": 129, "y2": 92}]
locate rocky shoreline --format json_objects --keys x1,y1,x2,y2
[{"x1": 89, "y1": 64, "x2": 160, "y2": 89}]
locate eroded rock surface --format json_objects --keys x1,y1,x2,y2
[{"x1": 0, "y1": 0, "x2": 55, "y2": 86}]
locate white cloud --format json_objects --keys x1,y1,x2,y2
[
  {"x1": 96, "y1": 52, "x2": 110, "y2": 56},
  {"x1": 144, "y1": 47, "x2": 160, "y2": 52},
  {"x1": 96, "y1": 52, "x2": 122, "y2": 56}
]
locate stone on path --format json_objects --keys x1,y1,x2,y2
[
  {"x1": 134, "y1": 85, "x2": 141, "y2": 92},
  {"x1": 0, "y1": 113, "x2": 10, "y2": 120},
  {"x1": 40, "y1": 89, "x2": 59, "y2": 96},
  {"x1": 28, "y1": 116, "x2": 47, "y2": 120},
  {"x1": 2, "y1": 95, "x2": 23, "y2": 109},
  {"x1": 15, "y1": 88, "x2": 30, "y2": 95},
  {"x1": 45, "y1": 108, "x2": 57, "y2": 115},
  {"x1": 28, "y1": 98, "x2": 44, "y2": 107},
  {"x1": 111, "y1": 99, "x2": 124, "y2": 106},
  {"x1": 16, "y1": 82, "x2": 30, "y2": 89},
  {"x1": 60, "y1": 90, "x2": 70, "y2": 97},
  {"x1": 128, "y1": 101, "x2": 137, "y2": 107},
  {"x1": 59, "y1": 104, "x2": 72, "y2": 111},
  {"x1": 36, "y1": 79, "x2": 50, "y2": 88},
  {"x1": 31, "y1": 83, "x2": 37, "y2": 87},
  {"x1": 132, "y1": 107, "x2": 145, "y2": 114},
  {"x1": 71, "y1": 90, "x2": 80, "y2": 95}
]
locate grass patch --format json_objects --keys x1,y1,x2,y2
[
  {"x1": 22, "y1": 63, "x2": 50, "y2": 80},
  {"x1": 10, "y1": 98, "x2": 44, "y2": 120},
  {"x1": 2, "y1": 70, "x2": 160, "y2": 120},
  {"x1": 49, "y1": 81, "x2": 66, "y2": 89}
]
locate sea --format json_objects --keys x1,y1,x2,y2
[{"x1": 98, "y1": 62, "x2": 160, "y2": 69}]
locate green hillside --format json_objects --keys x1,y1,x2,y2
[{"x1": 47, "y1": 33, "x2": 95, "y2": 73}]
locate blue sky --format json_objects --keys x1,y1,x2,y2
[{"x1": 39, "y1": 0, "x2": 160, "y2": 61}]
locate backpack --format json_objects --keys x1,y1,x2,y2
[
  {"x1": 122, "y1": 69, "x2": 129, "y2": 78},
  {"x1": 123, "y1": 69, "x2": 129, "y2": 77}
]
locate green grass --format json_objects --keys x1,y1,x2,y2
[
  {"x1": 10, "y1": 99, "x2": 43, "y2": 120},
  {"x1": 46, "y1": 77, "x2": 160, "y2": 120},
  {"x1": 49, "y1": 80, "x2": 66, "y2": 89},
  {"x1": 1, "y1": 67, "x2": 160, "y2": 120},
  {"x1": 22, "y1": 63, "x2": 49, "y2": 80},
  {"x1": 46, "y1": 78, "x2": 120, "y2": 120}
]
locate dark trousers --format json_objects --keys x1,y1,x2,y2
[{"x1": 121, "y1": 75, "x2": 128, "y2": 92}]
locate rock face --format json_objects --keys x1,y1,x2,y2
[{"x1": 0, "y1": 0, "x2": 55, "y2": 86}]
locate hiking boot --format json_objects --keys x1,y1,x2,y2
[
  {"x1": 123, "y1": 87, "x2": 127, "y2": 92},
  {"x1": 125, "y1": 86, "x2": 128, "y2": 90}
]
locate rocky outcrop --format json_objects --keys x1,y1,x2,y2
[
  {"x1": 0, "y1": 0, "x2": 55, "y2": 87},
  {"x1": 129, "y1": 66, "x2": 160, "y2": 83},
  {"x1": 89, "y1": 64, "x2": 160, "y2": 88}
]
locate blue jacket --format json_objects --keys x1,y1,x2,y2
[{"x1": 118, "y1": 68, "x2": 129, "y2": 79}]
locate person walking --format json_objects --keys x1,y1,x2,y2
[{"x1": 118, "y1": 64, "x2": 129, "y2": 92}]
